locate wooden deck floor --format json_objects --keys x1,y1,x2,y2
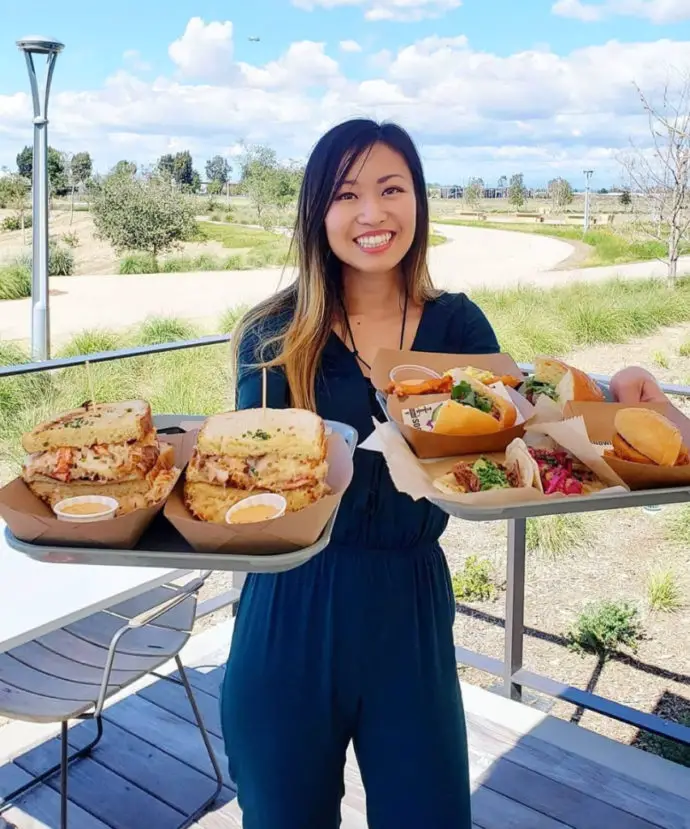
[{"x1": 1, "y1": 621, "x2": 689, "y2": 829}]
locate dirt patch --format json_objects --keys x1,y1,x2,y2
[
  {"x1": 0, "y1": 209, "x2": 232, "y2": 276},
  {"x1": 550, "y1": 238, "x2": 594, "y2": 270}
]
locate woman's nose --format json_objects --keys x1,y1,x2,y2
[{"x1": 357, "y1": 196, "x2": 386, "y2": 226}]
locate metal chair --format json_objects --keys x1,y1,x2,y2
[{"x1": 0, "y1": 570, "x2": 224, "y2": 829}]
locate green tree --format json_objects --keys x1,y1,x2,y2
[
  {"x1": 112, "y1": 160, "x2": 137, "y2": 178},
  {"x1": 240, "y1": 145, "x2": 301, "y2": 220},
  {"x1": 508, "y1": 173, "x2": 528, "y2": 209},
  {"x1": 620, "y1": 188, "x2": 632, "y2": 207},
  {"x1": 72, "y1": 152, "x2": 93, "y2": 188},
  {"x1": 157, "y1": 154, "x2": 175, "y2": 182},
  {"x1": 16, "y1": 145, "x2": 68, "y2": 195},
  {"x1": 172, "y1": 151, "x2": 194, "y2": 190},
  {"x1": 91, "y1": 172, "x2": 198, "y2": 261},
  {"x1": 0, "y1": 174, "x2": 30, "y2": 241},
  {"x1": 464, "y1": 177, "x2": 484, "y2": 208},
  {"x1": 206, "y1": 155, "x2": 231, "y2": 187},
  {"x1": 547, "y1": 177, "x2": 574, "y2": 210}
]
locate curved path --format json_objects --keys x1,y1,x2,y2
[{"x1": 1, "y1": 224, "x2": 688, "y2": 344}]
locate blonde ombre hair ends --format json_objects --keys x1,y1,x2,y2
[{"x1": 232, "y1": 119, "x2": 437, "y2": 412}]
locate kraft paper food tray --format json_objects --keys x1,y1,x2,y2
[
  {"x1": 564, "y1": 401, "x2": 690, "y2": 491},
  {"x1": 0, "y1": 433, "x2": 191, "y2": 550},
  {"x1": 164, "y1": 431, "x2": 354, "y2": 555},
  {"x1": 370, "y1": 348, "x2": 533, "y2": 458},
  {"x1": 371, "y1": 414, "x2": 627, "y2": 512}
]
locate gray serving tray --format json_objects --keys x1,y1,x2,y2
[
  {"x1": 4, "y1": 415, "x2": 358, "y2": 573},
  {"x1": 374, "y1": 391, "x2": 690, "y2": 522}
]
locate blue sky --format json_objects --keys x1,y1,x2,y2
[{"x1": 2, "y1": 0, "x2": 690, "y2": 185}]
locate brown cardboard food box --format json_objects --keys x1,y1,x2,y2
[
  {"x1": 0, "y1": 433, "x2": 189, "y2": 549},
  {"x1": 164, "y1": 428, "x2": 354, "y2": 555},
  {"x1": 564, "y1": 401, "x2": 690, "y2": 490},
  {"x1": 370, "y1": 349, "x2": 533, "y2": 459},
  {"x1": 371, "y1": 414, "x2": 627, "y2": 510}
]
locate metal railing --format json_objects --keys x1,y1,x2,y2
[{"x1": 3, "y1": 338, "x2": 690, "y2": 748}]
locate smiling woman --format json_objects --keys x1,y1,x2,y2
[{"x1": 221, "y1": 119, "x2": 498, "y2": 829}]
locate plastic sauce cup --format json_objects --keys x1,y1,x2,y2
[
  {"x1": 389, "y1": 364, "x2": 442, "y2": 386},
  {"x1": 53, "y1": 496, "x2": 119, "y2": 523},
  {"x1": 226, "y1": 493, "x2": 287, "y2": 525}
]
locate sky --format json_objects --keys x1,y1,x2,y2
[{"x1": 2, "y1": 0, "x2": 690, "y2": 187}]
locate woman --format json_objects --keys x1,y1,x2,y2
[{"x1": 220, "y1": 117, "x2": 664, "y2": 829}]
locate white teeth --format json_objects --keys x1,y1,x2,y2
[{"x1": 356, "y1": 232, "x2": 393, "y2": 249}]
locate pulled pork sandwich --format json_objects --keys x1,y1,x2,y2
[
  {"x1": 184, "y1": 408, "x2": 330, "y2": 523},
  {"x1": 429, "y1": 373, "x2": 517, "y2": 436},
  {"x1": 521, "y1": 356, "x2": 605, "y2": 406},
  {"x1": 605, "y1": 408, "x2": 690, "y2": 467},
  {"x1": 22, "y1": 399, "x2": 178, "y2": 514},
  {"x1": 527, "y1": 447, "x2": 604, "y2": 495}
]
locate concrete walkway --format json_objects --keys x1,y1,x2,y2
[{"x1": 1, "y1": 224, "x2": 687, "y2": 344}]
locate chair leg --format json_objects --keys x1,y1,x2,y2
[
  {"x1": 173, "y1": 655, "x2": 224, "y2": 828},
  {"x1": 0, "y1": 716, "x2": 103, "y2": 818},
  {"x1": 60, "y1": 721, "x2": 68, "y2": 829}
]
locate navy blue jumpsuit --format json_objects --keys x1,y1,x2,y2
[{"x1": 220, "y1": 291, "x2": 500, "y2": 829}]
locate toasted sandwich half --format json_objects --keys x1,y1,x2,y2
[
  {"x1": 22, "y1": 400, "x2": 159, "y2": 484},
  {"x1": 22, "y1": 399, "x2": 179, "y2": 514},
  {"x1": 184, "y1": 408, "x2": 330, "y2": 521}
]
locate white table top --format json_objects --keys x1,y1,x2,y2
[{"x1": 0, "y1": 519, "x2": 187, "y2": 654}]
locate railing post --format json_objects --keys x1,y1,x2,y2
[{"x1": 504, "y1": 517, "x2": 526, "y2": 701}]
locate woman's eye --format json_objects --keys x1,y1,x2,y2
[
  {"x1": 383, "y1": 186, "x2": 404, "y2": 196},
  {"x1": 335, "y1": 192, "x2": 356, "y2": 201}
]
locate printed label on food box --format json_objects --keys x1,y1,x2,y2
[{"x1": 401, "y1": 403, "x2": 440, "y2": 432}]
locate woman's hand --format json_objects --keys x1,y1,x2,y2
[{"x1": 609, "y1": 366, "x2": 667, "y2": 404}]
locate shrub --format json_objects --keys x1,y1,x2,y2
[
  {"x1": 119, "y1": 253, "x2": 159, "y2": 274},
  {"x1": 48, "y1": 244, "x2": 75, "y2": 276},
  {"x1": 1, "y1": 213, "x2": 32, "y2": 232},
  {"x1": 136, "y1": 316, "x2": 199, "y2": 346},
  {"x1": 526, "y1": 514, "x2": 587, "y2": 558},
  {"x1": 680, "y1": 340, "x2": 690, "y2": 358},
  {"x1": 646, "y1": 567, "x2": 683, "y2": 612},
  {"x1": 567, "y1": 600, "x2": 643, "y2": 656},
  {"x1": 218, "y1": 305, "x2": 249, "y2": 334},
  {"x1": 58, "y1": 329, "x2": 122, "y2": 358},
  {"x1": 0, "y1": 263, "x2": 31, "y2": 300},
  {"x1": 652, "y1": 351, "x2": 670, "y2": 369},
  {"x1": 61, "y1": 231, "x2": 80, "y2": 248},
  {"x1": 0, "y1": 342, "x2": 52, "y2": 419},
  {"x1": 451, "y1": 556, "x2": 497, "y2": 603}
]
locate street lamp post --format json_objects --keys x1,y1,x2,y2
[
  {"x1": 16, "y1": 36, "x2": 65, "y2": 361},
  {"x1": 583, "y1": 169, "x2": 594, "y2": 235}
]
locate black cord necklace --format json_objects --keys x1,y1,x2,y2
[{"x1": 339, "y1": 288, "x2": 409, "y2": 372}]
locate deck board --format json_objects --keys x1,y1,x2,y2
[{"x1": 1, "y1": 621, "x2": 689, "y2": 829}]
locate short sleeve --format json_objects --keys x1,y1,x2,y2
[
  {"x1": 452, "y1": 294, "x2": 500, "y2": 354},
  {"x1": 235, "y1": 324, "x2": 289, "y2": 411}
]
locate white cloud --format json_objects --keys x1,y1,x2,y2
[
  {"x1": 340, "y1": 40, "x2": 363, "y2": 52},
  {"x1": 294, "y1": 0, "x2": 462, "y2": 22},
  {"x1": 552, "y1": 0, "x2": 690, "y2": 23},
  {"x1": 168, "y1": 17, "x2": 235, "y2": 80},
  {"x1": 3, "y1": 17, "x2": 690, "y2": 184}
]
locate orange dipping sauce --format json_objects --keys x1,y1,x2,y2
[
  {"x1": 228, "y1": 504, "x2": 281, "y2": 524},
  {"x1": 59, "y1": 502, "x2": 111, "y2": 516}
]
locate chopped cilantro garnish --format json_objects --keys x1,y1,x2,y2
[{"x1": 451, "y1": 381, "x2": 493, "y2": 413}]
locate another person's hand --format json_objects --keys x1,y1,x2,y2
[{"x1": 609, "y1": 366, "x2": 667, "y2": 404}]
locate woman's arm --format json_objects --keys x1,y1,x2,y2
[{"x1": 235, "y1": 326, "x2": 289, "y2": 411}]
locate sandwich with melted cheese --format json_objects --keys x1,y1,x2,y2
[
  {"x1": 21, "y1": 399, "x2": 179, "y2": 514},
  {"x1": 184, "y1": 408, "x2": 330, "y2": 523}
]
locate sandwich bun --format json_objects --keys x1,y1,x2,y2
[
  {"x1": 612, "y1": 408, "x2": 684, "y2": 467},
  {"x1": 432, "y1": 400, "x2": 502, "y2": 436},
  {"x1": 432, "y1": 372, "x2": 517, "y2": 436},
  {"x1": 535, "y1": 357, "x2": 605, "y2": 404}
]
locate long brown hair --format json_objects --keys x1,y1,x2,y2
[{"x1": 233, "y1": 118, "x2": 438, "y2": 411}]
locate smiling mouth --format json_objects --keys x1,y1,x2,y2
[{"x1": 354, "y1": 231, "x2": 396, "y2": 251}]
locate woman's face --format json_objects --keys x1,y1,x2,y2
[{"x1": 325, "y1": 142, "x2": 417, "y2": 274}]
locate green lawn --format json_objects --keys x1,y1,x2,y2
[
  {"x1": 3, "y1": 275, "x2": 690, "y2": 483},
  {"x1": 433, "y1": 219, "x2": 690, "y2": 268}
]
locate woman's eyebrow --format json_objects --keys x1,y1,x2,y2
[{"x1": 342, "y1": 173, "x2": 407, "y2": 186}]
